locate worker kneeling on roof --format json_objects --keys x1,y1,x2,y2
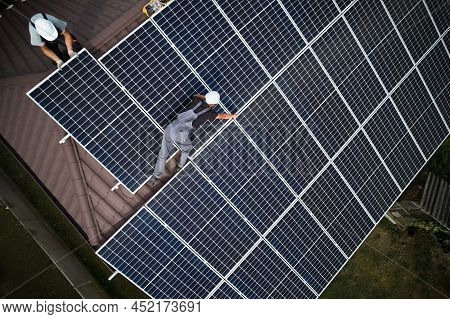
[
  {"x1": 150, "y1": 91, "x2": 238, "y2": 186},
  {"x1": 29, "y1": 13, "x2": 81, "y2": 69}
]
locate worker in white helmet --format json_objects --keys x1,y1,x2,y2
[
  {"x1": 29, "y1": 13, "x2": 81, "y2": 69},
  {"x1": 149, "y1": 91, "x2": 238, "y2": 186}
]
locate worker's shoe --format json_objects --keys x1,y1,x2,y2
[
  {"x1": 148, "y1": 176, "x2": 160, "y2": 187},
  {"x1": 173, "y1": 166, "x2": 182, "y2": 175}
]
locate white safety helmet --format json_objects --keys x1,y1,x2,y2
[
  {"x1": 205, "y1": 91, "x2": 220, "y2": 105},
  {"x1": 34, "y1": 18, "x2": 58, "y2": 41}
]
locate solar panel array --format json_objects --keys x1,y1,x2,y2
[
  {"x1": 28, "y1": 0, "x2": 449, "y2": 298},
  {"x1": 27, "y1": 50, "x2": 163, "y2": 192}
]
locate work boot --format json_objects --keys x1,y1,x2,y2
[
  {"x1": 148, "y1": 176, "x2": 160, "y2": 187},
  {"x1": 172, "y1": 166, "x2": 181, "y2": 175}
]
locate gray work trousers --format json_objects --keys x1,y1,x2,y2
[{"x1": 152, "y1": 126, "x2": 193, "y2": 178}]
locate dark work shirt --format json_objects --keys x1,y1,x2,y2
[{"x1": 190, "y1": 97, "x2": 217, "y2": 128}]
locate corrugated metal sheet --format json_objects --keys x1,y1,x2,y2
[{"x1": 0, "y1": 0, "x2": 174, "y2": 246}]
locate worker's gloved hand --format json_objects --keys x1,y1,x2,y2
[
  {"x1": 68, "y1": 50, "x2": 78, "y2": 58},
  {"x1": 56, "y1": 60, "x2": 64, "y2": 70}
]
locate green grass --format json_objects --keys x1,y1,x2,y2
[
  {"x1": 0, "y1": 205, "x2": 80, "y2": 298},
  {"x1": 0, "y1": 140, "x2": 147, "y2": 299},
  {"x1": 321, "y1": 219, "x2": 450, "y2": 298}
]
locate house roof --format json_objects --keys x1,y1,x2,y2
[{"x1": 0, "y1": 0, "x2": 173, "y2": 246}]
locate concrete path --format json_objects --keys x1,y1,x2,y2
[{"x1": 0, "y1": 167, "x2": 109, "y2": 299}]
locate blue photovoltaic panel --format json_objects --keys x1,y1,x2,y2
[
  {"x1": 312, "y1": 18, "x2": 365, "y2": 86},
  {"x1": 334, "y1": 0, "x2": 352, "y2": 11},
  {"x1": 276, "y1": 49, "x2": 335, "y2": 120},
  {"x1": 281, "y1": 0, "x2": 339, "y2": 42},
  {"x1": 338, "y1": 58, "x2": 386, "y2": 123},
  {"x1": 154, "y1": 0, "x2": 234, "y2": 67},
  {"x1": 98, "y1": 208, "x2": 221, "y2": 299},
  {"x1": 97, "y1": 208, "x2": 184, "y2": 288},
  {"x1": 426, "y1": 0, "x2": 450, "y2": 34},
  {"x1": 383, "y1": 0, "x2": 421, "y2": 23},
  {"x1": 86, "y1": 107, "x2": 163, "y2": 191},
  {"x1": 94, "y1": 0, "x2": 450, "y2": 299},
  {"x1": 392, "y1": 71, "x2": 448, "y2": 158},
  {"x1": 229, "y1": 241, "x2": 316, "y2": 298},
  {"x1": 217, "y1": 0, "x2": 305, "y2": 76},
  {"x1": 369, "y1": 30, "x2": 413, "y2": 92},
  {"x1": 434, "y1": 85, "x2": 450, "y2": 126},
  {"x1": 100, "y1": 22, "x2": 207, "y2": 128},
  {"x1": 266, "y1": 202, "x2": 346, "y2": 293},
  {"x1": 215, "y1": 0, "x2": 271, "y2": 30},
  {"x1": 334, "y1": 131, "x2": 401, "y2": 222},
  {"x1": 148, "y1": 248, "x2": 221, "y2": 298},
  {"x1": 28, "y1": 50, "x2": 159, "y2": 193},
  {"x1": 154, "y1": 0, "x2": 269, "y2": 112},
  {"x1": 305, "y1": 91, "x2": 359, "y2": 157},
  {"x1": 210, "y1": 283, "x2": 242, "y2": 299},
  {"x1": 146, "y1": 164, "x2": 259, "y2": 276},
  {"x1": 28, "y1": 50, "x2": 130, "y2": 145},
  {"x1": 395, "y1": 1, "x2": 439, "y2": 62},
  {"x1": 364, "y1": 100, "x2": 426, "y2": 189},
  {"x1": 418, "y1": 43, "x2": 450, "y2": 98},
  {"x1": 194, "y1": 122, "x2": 296, "y2": 234},
  {"x1": 237, "y1": 84, "x2": 327, "y2": 193},
  {"x1": 301, "y1": 166, "x2": 374, "y2": 256},
  {"x1": 346, "y1": 0, "x2": 394, "y2": 54},
  {"x1": 99, "y1": 21, "x2": 224, "y2": 150}
]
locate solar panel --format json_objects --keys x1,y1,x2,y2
[
  {"x1": 227, "y1": 241, "x2": 317, "y2": 298},
  {"x1": 301, "y1": 165, "x2": 375, "y2": 256},
  {"x1": 313, "y1": 18, "x2": 366, "y2": 87},
  {"x1": 27, "y1": 50, "x2": 162, "y2": 193},
  {"x1": 276, "y1": 49, "x2": 335, "y2": 120},
  {"x1": 237, "y1": 84, "x2": 328, "y2": 193},
  {"x1": 368, "y1": 29, "x2": 413, "y2": 92},
  {"x1": 334, "y1": 0, "x2": 353, "y2": 11},
  {"x1": 426, "y1": 0, "x2": 450, "y2": 34},
  {"x1": 304, "y1": 91, "x2": 359, "y2": 157},
  {"x1": 334, "y1": 131, "x2": 401, "y2": 222},
  {"x1": 392, "y1": 71, "x2": 448, "y2": 158},
  {"x1": 364, "y1": 100, "x2": 426, "y2": 189},
  {"x1": 153, "y1": 0, "x2": 269, "y2": 113},
  {"x1": 97, "y1": 207, "x2": 222, "y2": 298},
  {"x1": 216, "y1": 0, "x2": 306, "y2": 76},
  {"x1": 418, "y1": 43, "x2": 450, "y2": 98},
  {"x1": 383, "y1": 0, "x2": 421, "y2": 24},
  {"x1": 445, "y1": 32, "x2": 450, "y2": 49},
  {"x1": 146, "y1": 164, "x2": 260, "y2": 276},
  {"x1": 281, "y1": 0, "x2": 339, "y2": 42},
  {"x1": 395, "y1": 1, "x2": 439, "y2": 62},
  {"x1": 99, "y1": 20, "x2": 222, "y2": 149},
  {"x1": 346, "y1": 0, "x2": 394, "y2": 54},
  {"x1": 27, "y1": 0, "x2": 446, "y2": 298},
  {"x1": 209, "y1": 283, "x2": 243, "y2": 299},
  {"x1": 100, "y1": 21, "x2": 208, "y2": 128},
  {"x1": 266, "y1": 201, "x2": 347, "y2": 293},
  {"x1": 194, "y1": 122, "x2": 296, "y2": 234}
]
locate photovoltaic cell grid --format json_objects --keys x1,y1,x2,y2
[
  {"x1": 97, "y1": 207, "x2": 221, "y2": 299},
  {"x1": 146, "y1": 164, "x2": 260, "y2": 276},
  {"x1": 99, "y1": 21, "x2": 207, "y2": 128},
  {"x1": 27, "y1": 50, "x2": 163, "y2": 192},
  {"x1": 153, "y1": 0, "x2": 269, "y2": 113},
  {"x1": 99, "y1": 21, "x2": 225, "y2": 149},
  {"x1": 216, "y1": 0, "x2": 306, "y2": 76},
  {"x1": 26, "y1": 0, "x2": 449, "y2": 298},
  {"x1": 97, "y1": 0, "x2": 450, "y2": 298}
]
